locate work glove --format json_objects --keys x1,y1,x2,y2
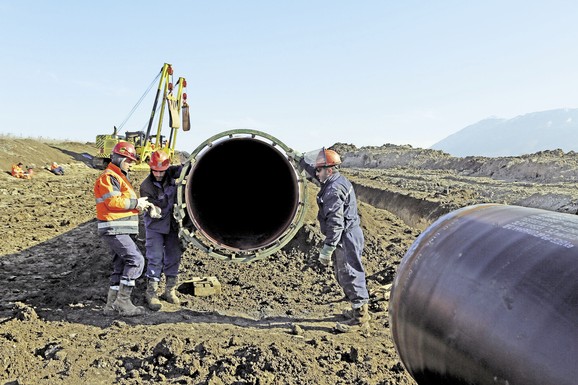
[
  {"x1": 287, "y1": 150, "x2": 303, "y2": 163},
  {"x1": 318, "y1": 244, "x2": 336, "y2": 267},
  {"x1": 149, "y1": 205, "x2": 162, "y2": 219},
  {"x1": 136, "y1": 197, "x2": 151, "y2": 212}
]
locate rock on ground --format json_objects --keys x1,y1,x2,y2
[{"x1": 2, "y1": 139, "x2": 577, "y2": 384}]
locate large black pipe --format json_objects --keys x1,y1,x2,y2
[
  {"x1": 389, "y1": 204, "x2": 578, "y2": 385},
  {"x1": 174, "y1": 130, "x2": 306, "y2": 262}
]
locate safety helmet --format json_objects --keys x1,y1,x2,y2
[
  {"x1": 149, "y1": 150, "x2": 170, "y2": 171},
  {"x1": 315, "y1": 148, "x2": 341, "y2": 168},
  {"x1": 112, "y1": 141, "x2": 138, "y2": 161}
]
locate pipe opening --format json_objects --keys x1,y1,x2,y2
[{"x1": 185, "y1": 137, "x2": 299, "y2": 251}]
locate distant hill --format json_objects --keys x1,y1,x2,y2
[{"x1": 430, "y1": 108, "x2": 578, "y2": 157}]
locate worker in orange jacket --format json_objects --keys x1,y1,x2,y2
[
  {"x1": 94, "y1": 142, "x2": 153, "y2": 317},
  {"x1": 50, "y1": 162, "x2": 65, "y2": 175},
  {"x1": 11, "y1": 162, "x2": 31, "y2": 179}
]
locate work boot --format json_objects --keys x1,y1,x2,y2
[
  {"x1": 162, "y1": 276, "x2": 180, "y2": 305},
  {"x1": 335, "y1": 304, "x2": 371, "y2": 333},
  {"x1": 103, "y1": 287, "x2": 118, "y2": 316},
  {"x1": 342, "y1": 308, "x2": 355, "y2": 319},
  {"x1": 340, "y1": 304, "x2": 371, "y2": 326},
  {"x1": 113, "y1": 283, "x2": 145, "y2": 317},
  {"x1": 145, "y1": 280, "x2": 162, "y2": 311}
]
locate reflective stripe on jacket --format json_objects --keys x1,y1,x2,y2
[{"x1": 94, "y1": 163, "x2": 139, "y2": 235}]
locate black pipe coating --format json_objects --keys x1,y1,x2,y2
[{"x1": 389, "y1": 204, "x2": 578, "y2": 385}]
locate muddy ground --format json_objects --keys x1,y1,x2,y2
[{"x1": 1, "y1": 138, "x2": 578, "y2": 385}]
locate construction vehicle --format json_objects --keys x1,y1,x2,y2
[{"x1": 92, "y1": 63, "x2": 190, "y2": 169}]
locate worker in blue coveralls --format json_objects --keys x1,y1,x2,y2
[
  {"x1": 139, "y1": 150, "x2": 183, "y2": 311},
  {"x1": 298, "y1": 147, "x2": 370, "y2": 329}
]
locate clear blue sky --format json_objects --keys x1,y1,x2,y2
[{"x1": 1, "y1": 1, "x2": 578, "y2": 153}]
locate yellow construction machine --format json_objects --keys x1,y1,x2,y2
[{"x1": 92, "y1": 63, "x2": 190, "y2": 169}]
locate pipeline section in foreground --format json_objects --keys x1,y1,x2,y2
[
  {"x1": 389, "y1": 204, "x2": 578, "y2": 385},
  {"x1": 173, "y1": 129, "x2": 307, "y2": 263}
]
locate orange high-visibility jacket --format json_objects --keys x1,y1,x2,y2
[
  {"x1": 11, "y1": 164, "x2": 24, "y2": 177},
  {"x1": 94, "y1": 163, "x2": 139, "y2": 235}
]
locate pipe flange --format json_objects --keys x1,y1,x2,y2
[{"x1": 174, "y1": 129, "x2": 307, "y2": 263}]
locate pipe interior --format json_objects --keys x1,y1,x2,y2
[{"x1": 186, "y1": 138, "x2": 299, "y2": 250}]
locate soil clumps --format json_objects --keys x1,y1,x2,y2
[{"x1": 1, "y1": 139, "x2": 577, "y2": 384}]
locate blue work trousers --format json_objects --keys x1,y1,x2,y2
[
  {"x1": 102, "y1": 234, "x2": 145, "y2": 286},
  {"x1": 145, "y1": 230, "x2": 182, "y2": 281},
  {"x1": 333, "y1": 225, "x2": 369, "y2": 308}
]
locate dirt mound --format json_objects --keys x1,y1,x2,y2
[
  {"x1": 338, "y1": 143, "x2": 578, "y2": 183},
  {"x1": 0, "y1": 137, "x2": 95, "y2": 173},
  {"x1": 0, "y1": 139, "x2": 418, "y2": 385},
  {"x1": 2, "y1": 138, "x2": 577, "y2": 384}
]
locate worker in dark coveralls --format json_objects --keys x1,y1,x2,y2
[
  {"x1": 139, "y1": 150, "x2": 183, "y2": 311},
  {"x1": 94, "y1": 141, "x2": 152, "y2": 317},
  {"x1": 299, "y1": 148, "x2": 371, "y2": 329}
]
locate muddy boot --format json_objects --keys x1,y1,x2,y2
[
  {"x1": 342, "y1": 304, "x2": 370, "y2": 320},
  {"x1": 145, "y1": 280, "x2": 162, "y2": 311},
  {"x1": 113, "y1": 283, "x2": 145, "y2": 317},
  {"x1": 352, "y1": 304, "x2": 371, "y2": 325},
  {"x1": 162, "y1": 276, "x2": 180, "y2": 305},
  {"x1": 103, "y1": 287, "x2": 118, "y2": 316},
  {"x1": 336, "y1": 304, "x2": 371, "y2": 332},
  {"x1": 342, "y1": 308, "x2": 356, "y2": 319}
]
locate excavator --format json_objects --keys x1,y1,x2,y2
[{"x1": 92, "y1": 63, "x2": 190, "y2": 169}]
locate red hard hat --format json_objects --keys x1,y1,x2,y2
[
  {"x1": 149, "y1": 150, "x2": 170, "y2": 171},
  {"x1": 315, "y1": 148, "x2": 341, "y2": 168},
  {"x1": 112, "y1": 141, "x2": 138, "y2": 161}
]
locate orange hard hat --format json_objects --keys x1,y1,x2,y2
[
  {"x1": 149, "y1": 150, "x2": 170, "y2": 171},
  {"x1": 112, "y1": 141, "x2": 138, "y2": 161},
  {"x1": 315, "y1": 148, "x2": 341, "y2": 168}
]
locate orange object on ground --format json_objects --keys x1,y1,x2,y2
[{"x1": 11, "y1": 163, "x2": 31, "y2": 179}]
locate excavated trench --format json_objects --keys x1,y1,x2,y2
[{"x1": 351, "y1": 182, "x2": 451, "y2": 230}]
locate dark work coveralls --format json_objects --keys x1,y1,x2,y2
[
  {"x1": 301, "y1": 160, "x2": 370, "y2": 308},
  {"x1": 139, "y1": 165, "x2": 183, "y2": 282}
]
